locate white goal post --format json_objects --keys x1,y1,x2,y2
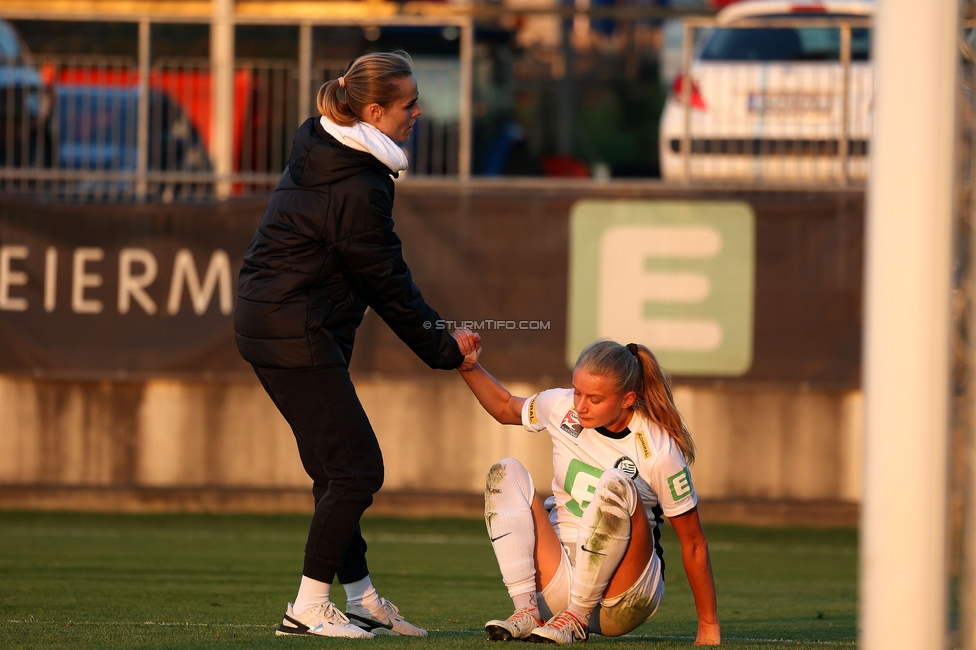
[{"x1": 861, "y1": 0, "x2": 960, "y2": 648}]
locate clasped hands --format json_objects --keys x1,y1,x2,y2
[{"x1": 451, "y1": 328, "x2": 481, "y2": 370}]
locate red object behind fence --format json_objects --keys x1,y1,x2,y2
[
  {"x1": 41, "y1": 64, "x2": 253, "y2": 172},
  {"x1": 541, "y1": 154, "x2": 590, "y2": 177}
]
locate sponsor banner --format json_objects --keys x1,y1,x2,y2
[
  {"x1": 387, "y1": 185, "x2": 863, "y2": 388},
  {"x1": 0, "y1": 195, "x2": 263, "y2": 378},
  {"x1": 0, "y1": 185, "x2": 865, "y2": 387},
  {"x1": 568, "y1": 200, "x2": 755, "y2": 376}
]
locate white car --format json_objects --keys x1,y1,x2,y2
[{"x1": 658, "y1": 0, "x2": 874, "y2": 183}]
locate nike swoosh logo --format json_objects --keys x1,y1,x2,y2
[
  {"x1": 346, "y1": 613, "x2": 394, "y2": 630},
  {"x1": 580, "y1": 544, "x2": 607, "y2": 556},
  {"x1": 489, "y1": 532, "x2": 512, "y2": 543},
  {"x1": 281, "y1": 614, "x2": 311, "y2": 634}
]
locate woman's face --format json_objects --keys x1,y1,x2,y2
[
  {"x1": 572, "y1": 368, "x2": 636, "y2": 432},
  {"x1": 365, "y1": 75, "x2": 421, "y2": 143}
]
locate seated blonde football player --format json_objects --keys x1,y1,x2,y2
[{"x1": 455, "y1": 338, "x2": 720, "y2": 645}]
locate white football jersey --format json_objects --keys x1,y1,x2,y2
[{"x1": 521, "y1": 388, "x2": 697, "y2": 558}]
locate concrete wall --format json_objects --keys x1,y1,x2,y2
[
  {"x1": 0, "y1": 374, "x2": 863, "y2": 518},
  {"x1": 677, "y1": 386, "x2": 862, "y2": 502}
]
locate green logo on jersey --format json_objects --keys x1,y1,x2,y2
[
  {"x1": 667, "y1": 467, "x2": 694, "y2": 501},
  {"x1": 564, "y1": 459, "x2": 604, "y2": 517}
]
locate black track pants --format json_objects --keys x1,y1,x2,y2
[{"x1": 253, "y1": 364, "x2": 384, "y2": 584}]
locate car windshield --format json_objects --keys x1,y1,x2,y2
[{"x1": 700, "y1": 26, "x2": 871, "y2": 62}]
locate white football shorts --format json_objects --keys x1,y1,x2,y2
[{"x1": 537, "y1": 543, "x2": 664, "y2": 637}]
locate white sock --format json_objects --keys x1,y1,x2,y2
[
  {"x1": 568, "y1": 469, "x2": 638, "y2": 624},
  {"x1": 485, "y1": 458, "x2": 539, "y2": 615},
  {"x1": 293, "y1": 575, "x2": 331, "y2": 616},
  {"x1": 513, "y1": 592, "x2": 541, "y2": 619},
  {"x1": 343, "y1": 575, "x2": 381, "y2": 610}
]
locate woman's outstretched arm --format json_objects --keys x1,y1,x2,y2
[
  {"x1": 458, "y1": 362, "x2": 525, "y2": 425},
  {"x1": 669, "y1": 506, "x2": 721, "y2": 645}
]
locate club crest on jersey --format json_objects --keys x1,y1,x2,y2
[
  {"x1": 559, "y1": 409, "x2": 583, "y2": 438},
  {"x1": 614, "y1": 456, "x2": 639, "y2": 479}
]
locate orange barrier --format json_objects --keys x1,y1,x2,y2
[{"x1": 41, "y1": 64, "x2": 254, "y2": 173}]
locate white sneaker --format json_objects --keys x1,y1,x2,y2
[
  {"x1": 345, "y1": 597, "x2": 428, "y2": 637},
  {"x1": 485, "y1": 608, "x2": 544, "y2": 641},
  {"x1": 528, "y1": 610, "x2": 588, "y2": 644},
  {"x1": 275, "y1": 602, "x2": 374, "y2": 638}
]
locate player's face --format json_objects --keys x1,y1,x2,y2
[
  {"x1": 369, "y1": 75, "x2": 421, "y2": 143},
  {"x1": 572, "y1": 368, "x2": 636, "y2": 432}
]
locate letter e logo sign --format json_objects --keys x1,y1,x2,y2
[{"x1": 667, "y1": 468, "x2": 694, "y2": 501}]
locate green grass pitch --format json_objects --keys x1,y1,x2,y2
[{"x1": 0, "y1": 511, "x2": 856, "y2": 648}]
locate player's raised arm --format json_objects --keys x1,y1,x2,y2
[
  {"x1": 457, "y1": 356, "x2": 526, "y2": 426},
  {"x1": 669, "y1": 506, "x2": 721, "y2": 645}
]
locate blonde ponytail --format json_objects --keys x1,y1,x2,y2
[{"x1": 632, "y1": 345, "x2": 695, "y2": 465}]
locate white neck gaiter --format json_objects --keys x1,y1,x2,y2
[{"x1": 320, "y1": 116, "x2": 409, "y2": 174}]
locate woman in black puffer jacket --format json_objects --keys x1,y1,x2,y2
[{"x1": 235, "y1": 51, "x2": 480, "y2": 640}]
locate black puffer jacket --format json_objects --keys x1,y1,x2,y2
[{"x1": 235, "y1": 117, "x2": 463, "y2": 370}]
